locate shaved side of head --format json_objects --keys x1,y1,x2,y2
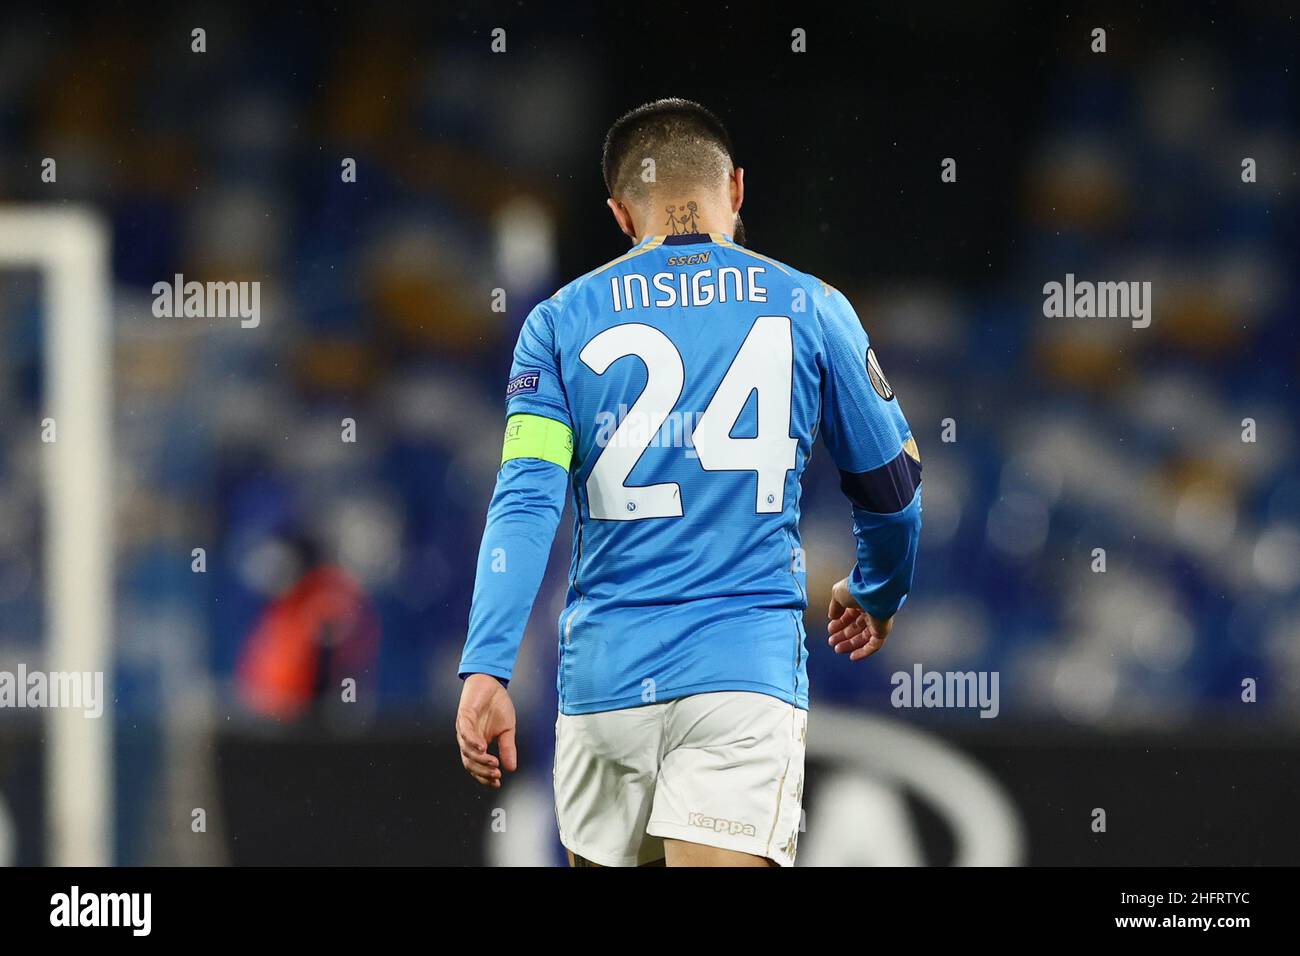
[{"x1": 602, "y1": 98, "x2": 735, "y2": 204}]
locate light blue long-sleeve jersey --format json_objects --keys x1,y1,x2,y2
[{"x1": 460, "y1": 232, "x2": 921, "y2": 715}]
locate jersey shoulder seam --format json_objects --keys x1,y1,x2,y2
[
  {"x1": 547, "y1": 237, "x2": 668, "y2": 314},
  {"x1": 716, "y1": 245, "x2": 836, "y2": 302}
]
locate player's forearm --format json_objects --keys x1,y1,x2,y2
[
  {"x1": 847, "y1": 486, "x2": 922, "y2": 619},
  {"x1": 459, "y1": 457, "x2": 568, "y2": 682}
]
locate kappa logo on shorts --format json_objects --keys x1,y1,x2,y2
[
  {"x1": 688, "y1": 811, "x2": 757, "y2": 838},
  {"x1": 506, "y1": 369, "x2": 541, "y2": 398}
]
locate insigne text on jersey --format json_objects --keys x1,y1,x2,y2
[{"x1": 610, "y1": 266, "x2": 768, "y2": 312}]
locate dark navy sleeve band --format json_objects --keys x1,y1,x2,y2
[
  {"x1": 816, "y1": 286, "x2": 923, "y2": 619},
  {"x1": 838, "y1": 446, "x2": 922, "y2": 515}
]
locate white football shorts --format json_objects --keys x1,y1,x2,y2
[{"x1": 553, "y1": 691, "x2": 807, "y2": 867}]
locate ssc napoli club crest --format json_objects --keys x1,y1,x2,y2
[{"x1": 866, "y1": 348, "x2": 895, "y2": 401}]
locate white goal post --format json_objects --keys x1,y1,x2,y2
[{"x1": 0, "y1": 206, "x2": 113, "y2": 866}]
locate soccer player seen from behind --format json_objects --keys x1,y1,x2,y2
[{"x1": 455, "y1": 99, "x2": 922, "y2": 867}]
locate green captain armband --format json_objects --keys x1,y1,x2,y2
[{"x1": 501, "y1": 413, "x2": 574, "y2": 470}]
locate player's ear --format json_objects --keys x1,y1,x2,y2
[
  {"x1": 606, "y1": 197, "x2": 638, "y2": 243},
  {"x1": 730, "y1": 167, "x2": 745, "y2": 215}
]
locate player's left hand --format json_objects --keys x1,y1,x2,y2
[
  {"x1": 827, "y1": 575, "x2": 894, "y2": 662},
  {"x1": 456, "y1": 674, "x2": 518, "y2": 789}
]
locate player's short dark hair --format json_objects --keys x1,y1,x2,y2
[{"x1": 602, "y1": 98, "x2": 735, "y2": 201}]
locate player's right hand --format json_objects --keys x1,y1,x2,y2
[
  {"x1": 455, "y1": 673, "x2": 518, "y2": 788},
  {"x1": 827, "y1": 575, "x2": 894, "y2": 662}
]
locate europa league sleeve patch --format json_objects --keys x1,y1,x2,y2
[{"x1": 866, "y1": 347, "x2": 895, "y2": 401}]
